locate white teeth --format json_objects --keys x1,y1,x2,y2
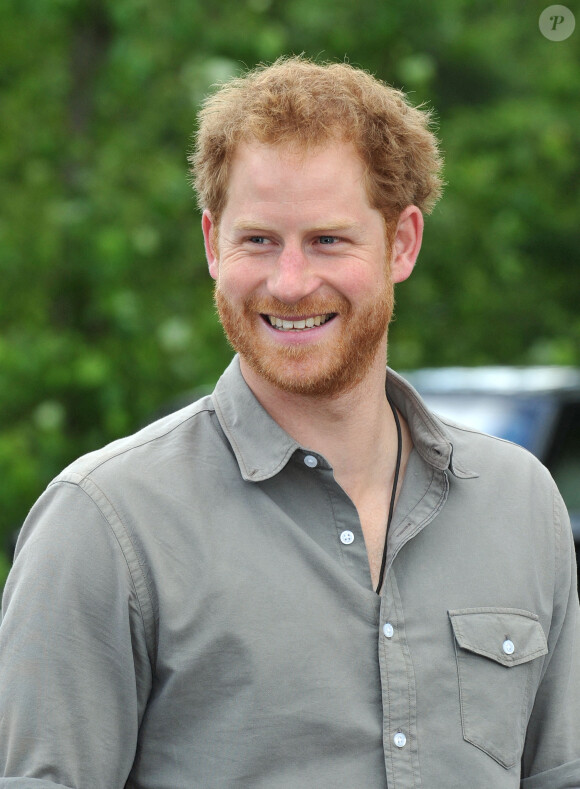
[{"x1": 267, "y1": 314, "x2": 332, "y2": 331}]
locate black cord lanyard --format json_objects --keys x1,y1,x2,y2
[{"x1": 375, "y1": 392, "x2": 402, "y2": 594}]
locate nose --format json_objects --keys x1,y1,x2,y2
[{"x1": 267, "y1": 244, "x2": 320, "y2": 304}]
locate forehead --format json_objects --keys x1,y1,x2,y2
[{"x1": 224, "y1": 139, "x2": 372, "y2": 213}]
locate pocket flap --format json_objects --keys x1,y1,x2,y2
[{"x1": 448, "y1": 608, "x2": 548, "y2": 667}]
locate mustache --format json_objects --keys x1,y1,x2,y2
[{"x1": 241, "y1": 293, "x2": 351, "y2": 318}]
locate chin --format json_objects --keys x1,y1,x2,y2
[{"x1": 247, "y1": 351, "x2": 374, "y2": 398}]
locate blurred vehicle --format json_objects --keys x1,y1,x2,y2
[{"x1": 403, "y1": 366, "x2": 580, "y2": 588}]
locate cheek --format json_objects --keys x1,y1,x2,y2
[
  {"x1": 332, "y1": 266, "x2": 388, "y2": 300},
  {"x1": 217, "y1": 257, "x2": 263, "y2": 297}
]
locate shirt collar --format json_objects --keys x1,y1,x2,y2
[
  {"x1": 386, "y1": 368, "x2": 477, "y2": 479},
  {"x1": 212, "y1": 356, "x2": 301, "y2": 482},
  {"x1": 212, "y1": 355, "x2": 477, "y2": 482}
]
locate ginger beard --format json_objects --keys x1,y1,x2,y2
[{"x1": 214, "y1": 272, "x2": 395, "y2": 398}]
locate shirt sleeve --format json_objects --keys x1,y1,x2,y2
[
  {"x1": 0, "y1": 479, "x2": 153, "y2": 788},
  {"x1": 520, "y1": 486, "x2": 580, "y2": 788}
]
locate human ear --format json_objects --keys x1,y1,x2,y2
[
  {"x1": 390, "y1": 205, "x2": 424, "y2": 284},
  {"x1": 202, "y1": 210, "x2": 219, "y2": 280}
]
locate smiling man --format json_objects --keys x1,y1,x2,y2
[
  {"x1": 205, "y1": 141, "x2": 405, "y2": 402},
  {"x1": 1, "y1": 57, "x2": 579, "y2": 789}
]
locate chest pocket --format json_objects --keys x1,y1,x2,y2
[{"x1": 448, "y1": 608, "x2": 548, "y2": 769}]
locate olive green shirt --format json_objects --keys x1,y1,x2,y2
[{"x1": 1, "y1": 356, "x2": 579, "y2": 788}]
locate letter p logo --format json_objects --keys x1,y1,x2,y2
[{"x1": 539, "y1": 5, "x2": 576, "y2": 40}]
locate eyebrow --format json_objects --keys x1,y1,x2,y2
[{"x1": 231, "y1": 220, "x2": 360, "y2": 233}]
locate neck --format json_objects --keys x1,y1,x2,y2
[{"x1": 239, "y1": 351, "x2": 410, "y2": 500}]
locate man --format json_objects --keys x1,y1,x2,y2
[{"x1": 0, "y1": 56, "x2": 579, "y2": 788}]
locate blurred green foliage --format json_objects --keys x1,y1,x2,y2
[{"x1": 1, "y1": 0, "x2": 579, "y2": 582}]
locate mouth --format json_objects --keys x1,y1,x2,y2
[{"x1": 263, "y1": 313, "x2": 336, "y2": 331}]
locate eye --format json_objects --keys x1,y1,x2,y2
[
  {"x1": 318, "y1": 236, "x2": 339, "y2": 245},
  {"x1": 248, "y1": 236, "x2": 267, "y2": 244}
]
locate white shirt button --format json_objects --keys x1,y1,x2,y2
[
  {"x1": 340, "y1": 530, "x2": 354, "y2": 545},
  {"x1": 502, "y1": 639, "x2": 515, "y2": 655},
  {"x1": 393, "y1": 732, "x2": 407, "y2": 748},
  {"x1": 303, "y1": 454, "x2": 318, "y2": 468},
  {"x1": 383, "y1": 623, "x2": 394, "y2": 638}
]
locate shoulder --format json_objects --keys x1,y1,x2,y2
[
  {"x1": 56, "y1": 393, "x2": 220, "y2": 486},
  {"x1": 439, "y1": 412, "x2": 551, "y2": 479},
  {"x1": 434, "y1": 414, "x2": 568, "y2": 548}
]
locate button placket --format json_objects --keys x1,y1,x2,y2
[
  {"x1": 318, "y1": 462, "x2": 369, "y2": 587},
  {"x1": 379, "y1": 571, "x2": 421, "y2": 786}
]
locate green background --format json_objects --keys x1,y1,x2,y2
[{"x1": 1, "y1": 0, "x2": 579, "y2": 583}]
